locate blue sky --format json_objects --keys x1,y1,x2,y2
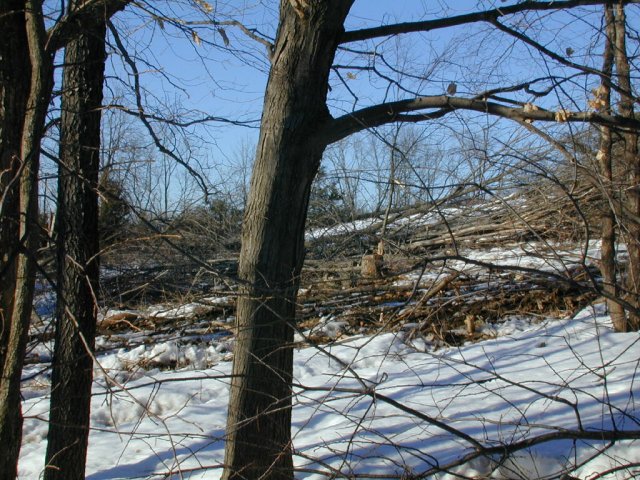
[{"x1": 95, "y1": 1, "x2": 637, "y2": 209}]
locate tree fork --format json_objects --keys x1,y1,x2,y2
[{"x1": 222, "y1": 1, "x2": 354, "y2": 478}]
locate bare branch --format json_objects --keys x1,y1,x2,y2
[
  {"x1": 340, "y1": 0, "x2": 639, "y2": 44},
  {"x1": 104, "y1": 103, "x2": 259, "y2": 129},
  {"x1": 489, "y1": 18, "x2": 604, "y2": 78},
  {"x1": 46, "y1": 0, "x2": 129, "y2": 53},
  {"x1": 107, "y1": 20, "x2": 212, "y2": 201},
  {"x1": 323, "y1": 95, "x2": 640, "y2": 145}
]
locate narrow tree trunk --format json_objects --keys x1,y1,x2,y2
[
  {"x1": 380, "y1": 129, "x2": 399, "y2": 240},
  {"x1": 0, "y1": 37, "x2": 22, "y2": 465},
  {"x1": 0, "y1": 2, "x2": 53, "y2": 478},
  {"x1": 222, "y1": 2, "x2": 354, "y2": 479},
  {"x1": 44, "y1": 7, "x2": 106, "y2": 479},
  {"x1": 0, "y1": 1, "x2": 30, "y2": 381},
  {"x1": 613, "y1": 2, "x2": 640, "y2": 330},
  {"x1": 598, "y1": 3, "x2": 627, "y2": 331}
]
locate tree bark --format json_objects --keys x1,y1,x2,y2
[
  {"x1": 597, "y1": 3, "x2": 627, "y2": 331},
  {"x1": 0, "y1": 2, "x2": 126, "y2": 477},
  {"x1": 222, "y1": 1, "x2": 354, "y2": 479},
  {"x1": 0, "y1": 0, "x2": 29, "y2": 371},
  {"x1": 0, "y1": 2, "x2": 53, "y2": 478},
  {"x1": 0, "y1": 3, "x2": 33, "y2": 479},
  {"x1": 44, "y1": 4, "x2": 106, "y2": 478},
  {"x1": 613, "y1": 2, "x2": 640, "y2": 330}
]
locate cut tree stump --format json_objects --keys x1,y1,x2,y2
[{"x1": 361, "y1": 253, "x2": 384, "y2": 278}]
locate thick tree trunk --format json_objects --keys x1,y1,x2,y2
[
  {"x1": 0, "y1": 2, "x2": 53, "y2": 478},
  {"x1": 222, "y1": 2, "x2": 354, "y2": 479},
  {"x1": 613, "y1": 2, "x2": 640, "y2": 330},
  {"x1": 598, "y1": 3, "x2": 627, "y2": 331},
  {"x1": 44, "y1": 8, "x2": 105, "y2": 479}
]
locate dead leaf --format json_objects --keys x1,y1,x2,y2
[
  {"x1": 554, "y1": 109, "x2": 571, "y2": 122},
  {"x1": 588, "y1": 84, "x2": 607, "y2": 111},
  {"x1": 192, "y1": 30, "x2": 202, "y2": 47},
  {"x1": 195, "y1": 0, "x2": 213, "y2": 13},
  {"x1": 523, "y1": 103, "x2": 539, "y2": 123},
  {"x1": 218, "y1": 28, "x2": 230, "y2": 47}
]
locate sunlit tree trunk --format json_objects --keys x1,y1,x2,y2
[
  {"x1": 611, "y1": 2, "x2": 640, "y2": 330},
  {"x1": 44, "y1": 5, "x2": 106, "y2": 478},
  {"x1": 597, "y1": 3, "x2": 627, "y2": 331},
  {"x1": 222, "y1": 1, "x2": 354, "y2": 478}
]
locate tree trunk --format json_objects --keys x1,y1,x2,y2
[
  {"x1": 0, "y1": 3, "x2": 32, "y2": 479},
  {"x1": 613, "y1": 2, "x2": 640, "y2": 330},
  {"x1": 380, "y1": 128, "x2": 400, "y2": 239},
  {"x1": 44, "y1": 6, "x2": 106, "y2": 478},
  {"x1": 0, "y1": 0, "x2": 29, "y2": 372},
  {"x1": 597, "y1": 3, "x2": 627, "y2": 331},
  {"x1": 0, "y1": 2, "x2": 53, "y2": 478},
  {"x1": 222, "y1": 2, "x2": 354, "y2": 479}
]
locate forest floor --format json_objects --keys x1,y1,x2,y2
[{"x1": 19, "y1": 200, "x2": 640, "y2": 479}]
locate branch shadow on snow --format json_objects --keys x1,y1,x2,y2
[
  {"x1": 289, "y1": 307, "x2": 640, "y2": 478},
  {"x1": 85, "y1": 430, "x2": 225, "y2": 480}
]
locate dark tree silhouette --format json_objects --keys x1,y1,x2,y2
[
  {"x1": 44, "y1": 2, "x2": 107, "y2": 477},
  {"x1": 0, "y1": 2, "x2": 127, "y2": 478}
]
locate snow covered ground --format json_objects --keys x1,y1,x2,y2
[
  {"x1": 18, "y1": 234, "x2": 640, "y2": 479},
  {"x1": 19, "y1": 301, "x2": 640, "y2": 479}
]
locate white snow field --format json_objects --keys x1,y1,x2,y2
[{"x1": 19, "y1": 301, "x2": 640, "y2": 479}]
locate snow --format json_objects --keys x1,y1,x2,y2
[
  {"x1": 18, "y1": 237, "x2": 640, "y2": 479},
  {"x1": 147, "y1": 303, "x2": 209, "y2": 319},
  {"x1": 304, "y1": 207, "x2": 466, "y2": 242},
  {"x1": 306, "y1": 217, "x2": 380, "y2": 241},
  {"x1": 18, "y1": 302, "x2": 640, "y2": 479}
]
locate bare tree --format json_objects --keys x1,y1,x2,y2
[
  {"x1": 0, "y1": 4, "x2": 37, "y2": 478},
  {"x1": 595, "y1": 3, "x2": 627, "y2": 331},
  {"x1": 612, "y1": 2, "x2": 640, "y2": 330},
  {"x1": 44, "y1": 1, "x2": 107, "y2": 477},
  {"x1": 0, "y1": 1, "x2": 128, "y2": 477},
  {"x1": 324, "y1": 139, "x2": 362, "y2": 220},
  {"x1": 222, "y1": 4, "x2": 354, "y2": 477},
  {"x1": 223, "y1": 1, "x2": 640, "y2": 479}
]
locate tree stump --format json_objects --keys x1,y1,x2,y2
[
  {"x1": 361, "y1": 253, "x2": 384, "y2": 278},
  {"x1": 465, "y1": 314, "x2": 476, "y2": 337}
]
